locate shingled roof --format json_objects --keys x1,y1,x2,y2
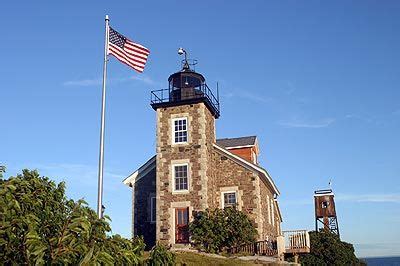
[{"x1": 216, "y1": 136, "x2": 257, "y2": 148}]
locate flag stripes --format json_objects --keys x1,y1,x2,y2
[{"x1": 107, "y1": 26, "x2": 150, "y2": 73}]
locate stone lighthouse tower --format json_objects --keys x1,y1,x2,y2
[
  {"x1": 124, "y1": 49, "x2": 281, "y2": 250},
  {"x1": 150, "y1": 48, "x2": 220, "y2": 245}
]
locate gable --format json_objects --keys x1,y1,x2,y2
[
  {"x1": 213, "y1": 143, "x2": 279, "y2": 195},
  {"x1": 123, "y1": 155, "x2": 156, "y2": 187}
]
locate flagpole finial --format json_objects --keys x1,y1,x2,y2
[{"x1": 105, "y1": 15, "x2": 109, "y2": 21}]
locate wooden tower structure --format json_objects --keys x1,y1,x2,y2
[{"x1": 314, "y1": 189, "x2": 340, "y2": 237}]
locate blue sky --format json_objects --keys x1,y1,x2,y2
[{"x1": 1, "y1": 1, "x2": 399, "y2": 258}]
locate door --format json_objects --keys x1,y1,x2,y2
[{"x1": 175, "y1": 207, "x2": 189, "y2": 243}]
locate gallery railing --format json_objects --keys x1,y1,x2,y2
[
  {"x1": 227, "y1": 239, "x2": 278, "y2": 256},
  {"x1": 282, "y1": 230, "x2": 310, "y2": 254},
  {"x1": 150, "y1": 83, "x2": 220, "y2": 117}
]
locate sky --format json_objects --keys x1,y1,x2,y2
[{"x1": 1, "y1": 1, "x2": 399, "y2": 258}]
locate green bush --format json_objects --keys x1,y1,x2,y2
[
  {"x1": 147, "y1": 243, "x2": 176, "y2": 266},
  {"x1": 189, "y1": 207, "x2": 257, "y2": 253},
  {"x1": 299, "y1": 230, "x2": 362, "y2": 266},
  {"x1": 0, "y1": 165, "x2": 5, "y2": 178},
  {"x1": 0, "y1": 169, "x2": 145, "y2": 265}
]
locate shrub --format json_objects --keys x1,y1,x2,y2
[
  {"x1": 299, "y1": 230, "x2": 362, "y2": 265},
  {"x1": 189, "y1": 207, "x2": 257, "y2": 253},
  {"x1": 0, "y1": 169, "x2": 145, "y2": 265},
  {"x1": 147, "y1": 243, "x2": 175, "y2": 266}
]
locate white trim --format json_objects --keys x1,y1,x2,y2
[
  {"x1": 314, "y1": 193, "x2": 334, "y2": 197},
  {"x1": 172, "y1": 163, "x2": 190, "y2": 193},
  {"x1": 213, "y1": 143, "x2": 280, "y2": 195},
  {"x1": 150, "y1": 196, "x2": 156, "y2": 223},
  {"x1": 225, "y1": 144, "x2": 255, "y2": 149},
  {"x1": 221, "y1": 190, "x2": 237, "y2": 209},
  {"x1": 123, "y1": 156, "x2": 156, "y2": 186},
  {"x1": 274, "y1": 198, "x2": 283, "y2": 222},
  {"x1": 171, "y1": 117, "x2": 188, "y2": 145}
]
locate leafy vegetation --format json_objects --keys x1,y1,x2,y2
[
  {"x1": 298, "y1": 230, "x2": 363, "y2": 266},
  {"x1": 189, "y1": 207, "x2": 257, "y2": 253},
  {"x1": 0, "y1": 169, "x2": 145, "y2": 265},
  {"x1": 147, "y1": 243, "x2": 176, "y2": 265},
  {"x1": 0, "y1": 165, "x2": 5, "y2": 178}
]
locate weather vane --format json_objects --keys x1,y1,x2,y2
[{"x1": 178, "y1": 47, "x2": 197, "y2": 71}]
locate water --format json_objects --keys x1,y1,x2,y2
[{"x1": 362, "y1": 257, "x2": 400, "y2": 266}]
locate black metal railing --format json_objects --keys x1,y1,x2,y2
[
  {"x1": 227, "y1": 240, "x2": 278, "y2": 256},
  {"x1": 150, "y1": 83, "x2": 220, "y2": 117}
]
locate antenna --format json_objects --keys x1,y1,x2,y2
[{"x1": 328, "y1": 178, "x2": 332, "y2": 189}]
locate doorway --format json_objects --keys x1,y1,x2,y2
[{"x1": 175, "y1": 207, "x2": 189, "y2": 243}]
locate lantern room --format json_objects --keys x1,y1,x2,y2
[{"x1": 150, "y1": 48, "x2": 220, "y2": 118}]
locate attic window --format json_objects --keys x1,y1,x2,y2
[{"x1": 172, "y1": 118, "x2": 188, "y2": 144}]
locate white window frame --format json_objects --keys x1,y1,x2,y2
[
  {"x1": 221, "y1": 191, "x2": 237, "y2": 209},
  {"x1": 271, "y1": 199, "x2": 275, "y2": 227},
  {"x1": 172, "y1": 163, "x2": 189, "y2": 193},
  {"x1": 172, "y1": 117, "x2": 188, "y2": 144},
  {"x1": 150, "y1": 196, "x2": 156, "y2": 223},
  {"x1": 267, "y1": 195, "x2": 271, "y2": 224}
]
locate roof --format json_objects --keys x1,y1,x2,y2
[
  {"x1": 123, "y1": 155, "x2": 156, "y2": 186},
  {"x1": 216, "y1": 136, "x2": 257, "y2": 149}
]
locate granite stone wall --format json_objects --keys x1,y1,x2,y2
[
  {"x1": 147, "y1": 100, "x2": 281, "y2": 246},
  {"x1": 155, "y1": 102, "x2": 215, "y2": 245},
  {"x1": 210, "y1": 149, "x2": 280, "y2": 239}
]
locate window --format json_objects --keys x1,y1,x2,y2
[
  {"x1": 271, "y1": 199, "x2": 275, "y2": 226},
  {"x1": 150, "y1": 197, "x2": 156, "y2": 222},
  {"x1": 174, "y1": 164, "x2": 188, "y2": 191},
  {"x1": 173, "y1": 118, "x2": 188, "y2": 144},
  {"x1": 223, "y1": 192, "x2": 237, "y2": 208},
  {"x1": 267, "y1": 195, "x2": 271, "y2": 224}
]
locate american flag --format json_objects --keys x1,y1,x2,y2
[{"x1": 108, "y1": 27, "x2": 150, "y2": 73}]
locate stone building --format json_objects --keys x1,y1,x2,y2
[{"x1": 123, "y1": 58, "x2": 282, "y2": 248}]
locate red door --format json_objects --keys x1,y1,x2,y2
[{"x1": 175, "y1": 208, "x2": 189, "y2": 243}]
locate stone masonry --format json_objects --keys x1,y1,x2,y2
[
  {"x1": 156, "y1": 102, "x2": 215, "y2": 245},
  {"x1": 152, "y1": 101, "x2": 281, "y2": 246}
]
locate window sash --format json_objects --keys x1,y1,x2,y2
[
  {"x1": 174, "y1": 164, "x2": 188, "y2": 191},
  {"x1": 173, "y1": 118, "x2": 188, "y2": 143},
  {"x1": 223, "y1": 192, "x2": 237, "y2": 208}
]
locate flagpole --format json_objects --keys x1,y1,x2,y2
[{"x1": 97, "y1": 15, "x2": 109, "y2": 219}]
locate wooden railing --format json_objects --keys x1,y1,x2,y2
[
  {"x1": 227, "y1": 240, "x2": 278, "y2": 256},
  {"x1": 282, "y1": 230, "x2": 310, "y2": 254}
]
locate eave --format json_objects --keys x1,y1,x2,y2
[{"x1": 123, "y1": 155, "x2": 156, "y2": 187}]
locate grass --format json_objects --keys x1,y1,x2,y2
[
  {"x1": 144, "y1": 250, "x2": 284, "y2": 265},
  {"x1": 174, "y1": 251, "x2": 282, "y2": 266}
]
